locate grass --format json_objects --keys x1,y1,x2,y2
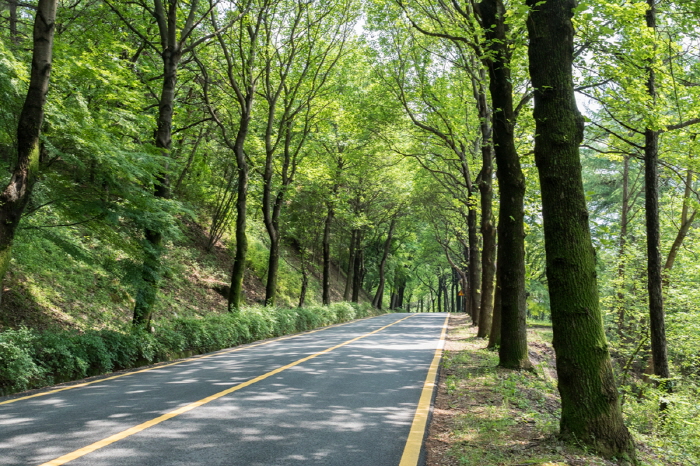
[{"x1": 427, "y1": 318, "x2": 677, "y2": 466}]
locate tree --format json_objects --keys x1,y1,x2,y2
[
  {"x1": 200, "y1": 0, "x2": 273, "y2": 311},
  {"x1": 527, "y1": 0, "x2": 636, "y2": 458},
  {"x1": 257, "y1": 0, "x2": 355, "y2": 306},
  {"x1": 0, "y1": 0, "x2": 57, "y2": 305},
  {"x1": 643, "y1": 0, "x2": 671, "y2": 399},
  {"x1": 105, "y1": 0, "x2": 243, "y2": 326},
  {"x1": 474, "y1": 0, "x2": 532, "y2": 368}
]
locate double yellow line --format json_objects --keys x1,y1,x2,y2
[{"x1": 38, "y1": 314, "x2": 417, "y2": 466}]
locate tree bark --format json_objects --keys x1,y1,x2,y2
[
  {"x1": 474, "y1": 70, "x2": 496, "y2": 338},
  {"x1": 322, "y1": 203, "x2": 334, "y2": 306},
  {"x1": 372, "y1": 217, "x2": 396, "y2": 309},
  {"x1": 351, "y1": 231, "x2": 364, "y2": 302},
  {"x1": 644, "y1": 0, "x2": 671, "y2": 396},
  {"x1": 0, "y1": 0, "x2": 57, "y2": 306},
  {"x1": 527, "y1": 0, "x2": 636, "y2": 458},
  {"x1": 487, "y1": 259, "x2": 502, "y2": 348},
  {"x1": 479, "y1": 0, "x2": 531, "y2": 369},
  {"x1": 468, "y1": 205, "x2": 481, "y2": 323},
  {"x1": 343, "y1": 229, "x2": 357, "y2": 301}
]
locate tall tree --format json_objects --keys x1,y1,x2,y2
[
  {"x1": 527, "y1": 0, "x2": 636, "y2": 458},
  {"x1": 0, "y1": 0, "x2": 57, "y2": 305},
  {"x1": 105, "y1": 0, "x2": 242, "y2": 326},
  {"x1": 478, "y1": 0, "x2": 532, "y2": 369},
  {"x1": 258, "y1": 0, "x2": 354, "y2": 306},
  {"x1": 372, "y1": 215, "x2": 397, "y2": 309},
  {"x1": 643, "y1": 0, "x2": 671, "y2": 397},
  {"x1": 201, "y1": 0, "x2": 273, "y2": 311}
]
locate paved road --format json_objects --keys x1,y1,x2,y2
[{"x1": 0, "y1": 313, "x2": 448, "y2": 466}]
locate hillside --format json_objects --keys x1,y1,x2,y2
[{"x1": 0, "y1": 215, "x2": 365, "y2": 332}]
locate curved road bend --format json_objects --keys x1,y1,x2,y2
[{"x1": 0, "y1": 312, "x2": 448, "y2": 466}]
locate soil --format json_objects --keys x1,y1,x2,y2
[{"x1": 424, "y1": 314, "x2": 628, "y2": 466}]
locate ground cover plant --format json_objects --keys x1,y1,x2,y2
[{"x1": 426, "y1": 316, "x2": 696, "y2": 466}]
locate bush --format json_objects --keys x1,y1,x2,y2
[
  {"x1": 0, "y1": 302, "x2": 386, "y2": 396},
  {"x1": 0, "y1": 328, "x2": 45, "y2": 394}
]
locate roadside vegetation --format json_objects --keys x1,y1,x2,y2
[
  {"x1": 0, "y1": 301, "x2": 381, "y2": 396},
  {"x1": 428, "y1": 317, "x2": 699, "y2": 466}
]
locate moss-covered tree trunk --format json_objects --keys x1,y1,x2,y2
[
  {"x1": 0, "y1": 0, "x2": 57, "y2": 306},
  {"x1": 479, "y1": 0, "x2": 531, "y2": 369},
  {"x1": 526, "y1": 0, "x2": 636, "y2": 459}
]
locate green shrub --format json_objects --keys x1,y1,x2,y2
[
  {"x1": 33, "y1": 331, "x2": 88, "y2": 382},
  {"x1": 330, "y1": 302, "x2": 356, "y2": 321},
  {"x1": 0, "y1": 328, "x2": 45, "y2": 394}
]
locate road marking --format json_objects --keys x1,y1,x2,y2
[
  {"x1": 0, "y1": 315, "x2": 379, "y2": 406},
  {"x1": 399, "y1": 313, "x2": 450, "y2": 466},
  {"x1": 38, "y1": 314, "x2": 415, "y2": 466}
]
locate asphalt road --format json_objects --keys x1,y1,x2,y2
[{"x1": 0, "y1": 312, "x2": 448, "y2": 466}]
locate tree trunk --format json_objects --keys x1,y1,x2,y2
[
  {"x1": 468, "y1": 206, "x2": 481, "y2": 323},
  {"x1": 343, "y1": 229, "x2": 357, "y2": 301},
  {"x1": 372, "y1": 217, "x2": 396, "y2": 309},
  {"x1": 527, "y1": 0, "x2": 636, "y2": 458},
  {"x1": 487, "y1": 260, "x2": 502, "y2": 349},
  {"x1": 298, "y1": 250, "x2": 309, "y2": 308},
  {"x1": 0, "y1": 0, "x2": 57, "y2": 306},
  {"x1": 133, "y1": 18, "x2": 183, "y2": 326},
  {"x1": 9, "y1": 0, "x2": 19, "y2": 44},
  {"x1": 228, "y1": 118, "x2": 251, "y2": 311},
  {"x1": 644, "y1": 0, "x2": 671, "y2": 398},
  {"x1": 616, "y1": 154, "x2": 631, "y2": 337},
  {"x1": 262, "y1": 178, "x2": 288, "y2": 306},
  {"x1": 474, "y1": 71, "x2": 497, "y2": 338},
  {"x1": 351, "y1": 232, "x2": 364, "y2": 302},
  {"x1": 479, "y1": 0, "x2": 531, "y2": 369},
  {"x1": 322, "y1": 203, "x2": 333, "y2": 305}
]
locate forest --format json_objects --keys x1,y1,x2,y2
[{"x1": 0, "y1": 0, "x2": 699, "y2": 464}]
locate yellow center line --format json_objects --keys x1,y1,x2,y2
[
  {"x1": 39, "y1": 314, "x2": 415, "y2": 466},
  {"x1": 399, "y1": 313, "x2": 450, "y2": 466},
  {"x1": 0, "y1": 315, "x2": 379, "y2": 406}
]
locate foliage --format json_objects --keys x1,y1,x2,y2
[{"x1": 0, "y1": 302, "x2": 383, "y2": 396}]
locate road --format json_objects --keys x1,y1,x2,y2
[{"x1": 0, "y1": 313, "x2": 448, "y2": 466}]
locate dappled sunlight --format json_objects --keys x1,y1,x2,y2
[{"x1": 0, "y1": 314, "x2": 447, "y2": 465}]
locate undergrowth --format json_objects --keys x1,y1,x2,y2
[
  {"x1": 431, "y1": 322, "x2": 688, "y2": 466},
  {"x1": 0, "y1": 301, "x2": 382, "y2": 396}
]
